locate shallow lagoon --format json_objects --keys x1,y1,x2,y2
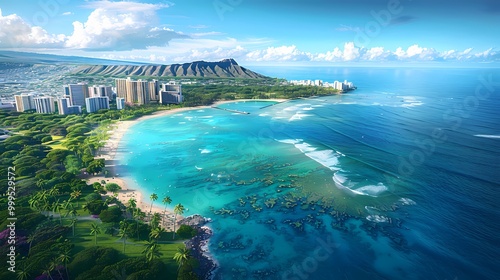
[{"x1": 119, "y1": 68, "x2": 500, "y2": 279}]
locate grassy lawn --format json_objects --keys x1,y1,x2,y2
[
  {"x1": 64, "y1": 213, "x2": 182, "y2": 279},
  {"x1": 46, "y1": 135, "x2": 67, "y2": 150}
]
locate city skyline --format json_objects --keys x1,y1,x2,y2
[{"x1": 0, "y1": 0, "x2": 498, "y2": 66}]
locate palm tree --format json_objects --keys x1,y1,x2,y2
[
  {"x1": 142, "y1": 240, "x2": 163, "y2": 262},
  {"x1": 52, "y1": 199, "x2": 63, "y2": 224},
  {"x1": 133, "y1": 208, "x2": 145, "y2": 239},
  {"x1": 48, "y1": 186, "x2": 59, "y2": 198},
  {"x1": 27, "y1": 232, "x2": 37, "y2": 257},
  {"x1": 127, "y1": 198, "x2": 137, "y2": 216},
  {"x1": 150, "y1": 212, "x2": 161, "y2": 230},
  {"x1": 69, "y1": 218, "x2": 78, "y2": 237},
  {"x1": 90, "y1": 223, "x2": 101, "y2": 245},
  {"x1": 50, "y1": 257, "x2": 63, "y2": 280},
  {"x1": 119, "y1": 221, "x2": 131, "y2": 253},
  {"x1": 70, "y1": 190, "x2": 82, "y2": 207},
  {"x1": 16, "y1": 263, "x2": 31, "y2": 280},
  {"x1": 172, "y1": 203, "x2": 185, "y2": 239},
  {"x1": 161, "y1": 195, "x2": 172, "y2": 224},
  {"x1": 173, "y1": 247, "x2": 191, "y2": 271},
  {"x1": 42, "y1": 263, "x2": 54, "y2": 280},
  {"x1": 28, "y1": 195, "x2": 39, "y2": 212},
  {"x1": 149, "y1": 193, "x2": 158, "y2": 217},
  {"x1": 57, "y1": 248, "x2": 71, "y2": 280},
  {"x1": 149, "y1": 227, "x2": 166, "y2": 241}
]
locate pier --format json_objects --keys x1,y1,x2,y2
[{"x1": 211, "y1": 106, "x2": 250, "y2": 115}]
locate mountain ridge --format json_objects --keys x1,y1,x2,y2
[{"x1": 72, "y1": 58, "x2": 268, "y2": 79}]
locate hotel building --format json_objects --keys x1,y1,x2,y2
[
  {"x1": 58, "y1": 98, "x2": 81, "y2": 115},
  {"x1": 159, "y1": 81, "x2": 183, "y2": 104},
  {"x1": 64, "y1": 83, "x2": 89, "y2": 107},
  {"x1": 85, "y1": 96, "x2": 110, "y2": 113},
  {"x1": 116, "y1": 97, "x2": 125, "y2": 110},
  {"x1": 14, "y1": 94, "x2": 35, "y2": 112},
  {"x1": 33, "y1": 96, "x2": 55, "y2": 114},
  {"x1": 89, "y1": 85, "x2": 113, "y2": 100},
  {"x1": 115, "y1": 77, "x2": 150, "y2": 105}
]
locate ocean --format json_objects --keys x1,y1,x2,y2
[{"x1": 118, "y1": 67, "x2": 500, "y2": 279}]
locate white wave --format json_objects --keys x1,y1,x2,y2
[
  {"x1": 303, "y1": 107, "x2": 314, "y2": 111},
  {"x1": 366, "y1": 215, "x2": 389, "y2": 223},
  {"x1": 352, "y1": 183, "x2": 388, "y2": 197},
  {"x1": 289, "y1": 112, "x2": 312, "y2": 121},
  {"x1": 179, "y1": 122, "x2": 186, "y2": 124},
  {"x1": 474, "y1": 134, "x2": 500, "y2": 139},
  {"x1": 185, "y1": 116, "x2": 193, "y2": 120},
  {"x1": 295, "y1": 142, "x2": 317, "y2": 153},
  {"x1": 276, "y1": 139, "x2": 302, "y2": 145},
  {"x1": 305, "y1": 150, "x2": 340, "y2": 171},
  {"x1": 259, "y1": 113, "x2": 269, "y2": 117},
  {"x1": 195, "y1": 166, "x2": 203, "y2": 170},
  {"x1": 398, "y1": 96, "x2": 424, "y2": 108},
  {"x1": 399, "y1": 198, "x2": 416, "y2": 205},
  {"x1": 199, "y1": 149, "x2": 211, "y2": 154}
]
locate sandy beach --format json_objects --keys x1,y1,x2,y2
[{"x1": 89, "y1": 99, "x2": 287, "y2": 230}]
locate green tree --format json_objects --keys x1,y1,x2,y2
[
  {"x1": 149, "y1": 193, "x2": 158, "y2": 216},
  {"x1": 57, "y1": 248, "x2": 72, "y2": 280},
  {"x1": 142, "y1": 240, "x2": 163, "y2": 262},
  {"x1": 173, "y1": 246, "x2": 191, "y2": 271},
  {"x1": 90, "y1": 223, "x2": 101, "y2": 245},
  {"x1": 149, "y1": 227, "x2": 165, "y2": 241},
  {"x1": 119, "y1": 221, "x2": 131, "y2": 253},
  {"x1": 105, "y1": 182, "x2": 122, "y2": 194},
  {"x1": 172, "y1": 203, "x2": 185, "y2": 239},
  {"x1": 161, "y1": 195, "x2": 172, "y2": 224}
]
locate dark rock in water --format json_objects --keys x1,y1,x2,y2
[{"x1": 179, "y1": 214, "x2": 211, "y2": 227}]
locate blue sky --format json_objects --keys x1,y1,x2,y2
[{"x1": 0, "y1": 0, "x2": 499, "y2": 65}]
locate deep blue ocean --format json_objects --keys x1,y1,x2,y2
[{"x1": 119, "y1": 67, "x2": 500, "y2": 279}]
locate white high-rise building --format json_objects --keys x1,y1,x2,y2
[
  {"x1": 116, "y1": 97, "x2": 125, "y2": 110},
  {"x1": 159, "y1": 81, "x2": 183, "y2": 104},
  {"x1": 33, "y1": 96, "x2": 55, "y2": 114},
  {"x1": 85, "y1": 96, "x2": 110, "y2": 113},
  {"x1": 14, "y1": 94, "x2": 35, "y2": 112},
  {"x1": 58, "y1": 98, "x2": 81, "y2": 115},
  {"x1": 89, "y1": 85, "x2": 113, "y2": 100}
]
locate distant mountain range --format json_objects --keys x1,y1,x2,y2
[
  {"x1": 73, "y1": 59, "x2": 267, "y2": 79},
  {"x1": 0, "y1": 51, "x2": 268, "y2": 79},
  {"x1": 0, "y1": 50, "x2": 146, "y2": 65}
]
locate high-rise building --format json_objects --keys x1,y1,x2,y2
[
  {"x1": 65, "y1": 83, "x2": 89, "y2": 107},
  {"x1": 14, "y1": 94, "x2": 35, "y2": 112},
  {"x1": 159, "y1": 81, "x2": 183, "y2": 104},
  {"x1": 33, "y1": 96, "x2": 55, "y2": 114},
  {"x1": 85, "y1": 96, "x2": 110, "y2": 113},
  {"x1": 58, "y1": 98, "x2": 81, "y2": 115},
  {"x1": 116, "y1": 97, "x2": 125, "y2": 110},
  {"x1": 148, "y1": 80, "x2": 159, "y2": 102},
  {"x1": 115, "y1": 78, "x2": 150, "y2": 105},
  {"x1": 89, "y1": 85, "x2": 113, "y2": 100}
]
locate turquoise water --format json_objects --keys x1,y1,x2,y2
[{"x1": 119, "y1": 68, "x2": 500, "y2": 279}]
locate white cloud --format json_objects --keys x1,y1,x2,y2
[
  {"x1": 246, "y1": 45, "x2": 312, "y2": 62},
  {"x1": 65, "y1": 1, "x2": 186, "y2": 50},
  {"x1": 0, "y1": 12, "x2": 65, "y2": 48},
  {"x1": 362, "y1": 47, "x2": 390, "y2": 61}
]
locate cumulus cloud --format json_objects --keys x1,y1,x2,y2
[
  {"x1": 65, "y1": 1, "x2": 186, "y2": 51},
  {"x1": 246, "y1": 45, "x2": 313, "y2": 62},
  {"x1": 0, "y1": 10, "x2": 66, "y2": 48}
]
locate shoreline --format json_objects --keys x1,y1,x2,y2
[{"x1": 93, "y1": 98, "x2": 287, "y2": 277}]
